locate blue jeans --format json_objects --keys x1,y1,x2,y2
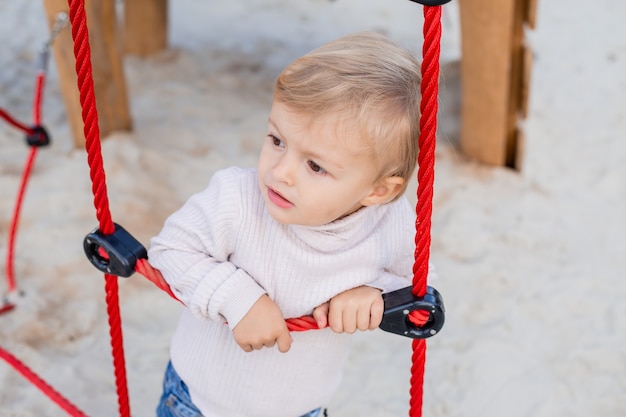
[{"x1": 156, "y1": 361, "x2": 327, "y2": 417}]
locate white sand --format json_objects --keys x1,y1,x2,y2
[{"x1": 1, "y1": 1, "x2": 625, "y2": 416}]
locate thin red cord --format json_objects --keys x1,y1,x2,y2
[
  {"x1": 409, "y1": 6, "x2": 442, "y2": 417},
  {"x1": 4, "y1": 70, "x2": 46, "y2": 295},
  {"x1": 2, "y1": 73, "x2": 66, "y2": 337},
  {"x1": 66, "y1": 1, "x2": 130, "y2": 417},
  {"x1": 33, "y1": 72, "x2": 45, "y2": 125},
  {"x1": 0, "y1": 345, "x2": 89, "y2": 417},
  {"x1": 5, "y1": 147, "x2": 38, "y2": 293},
  {"x1": 0, "y1": 108, "x2": 34, "y2": 134},
  {"x1": 1, "y1": 64, "x2": 93, "y2": 415}
]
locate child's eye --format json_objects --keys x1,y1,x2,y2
[
  {"x1": 307, "y1": 160, "x2": 327, "y2": 174},
  {"x1": 268, "y1": 134, "x2": 284, "y2": 148}
]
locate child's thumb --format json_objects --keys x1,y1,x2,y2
[{"x1": 312, "y1": 302, "x2": 330, "y2": 329}]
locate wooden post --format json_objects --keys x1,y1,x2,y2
[
  {"x1": 124, "y1": 0, "x2": 168, "y2": 56},
  {"x1": 42, "y1": 0, "x2": 83, "y2": 147},
  {"x1": 458, "y1": 0, "x2": 537, "y2": 169},
  {"x1": 42, "y1": 0, "x2": 132, "y2": 148}
]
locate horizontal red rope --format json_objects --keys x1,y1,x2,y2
[{"x1": 135, "y1": 259, "x2": 321, "y2": 331}]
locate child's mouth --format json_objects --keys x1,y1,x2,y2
[{"x1": 267, "y1": 187, "x2": 294, "y2": 209}]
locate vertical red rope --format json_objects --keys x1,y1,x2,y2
[
  {"x1": 5, "y1": 70, "x2": 45, "y2": 294},
  {"x1": 6, "y1": 147, "x2": 38, "y2": 293},
  {"x1": 66, "y1": 2, "x2": 130, "y2": 416},
  {"x1": 409, "y1": 5, "x2": 442, "y2": 417},
  {"x1": 33, "y1": 72, "x2": 45, "y2": 125},
  {"x1": 0, "y1": 35, "x2": 94, "y2": 415},
  {"x1": 66, "y1": 0, "x2": 114, "y2": 235}
]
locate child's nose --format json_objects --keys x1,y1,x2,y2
[{"x1": 273, "y1": 154, "x2": 295, "y2": 186}]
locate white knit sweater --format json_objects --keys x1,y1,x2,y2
[{"x1": 148, "y1": 167, "x2": 419, "y2": 417}]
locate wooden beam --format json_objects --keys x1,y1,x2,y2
[
  {"x1": 526, "y1": 0, "x2": 539, "y2": 29},
  {"x1": 458, "y1": 0, "x2": 536, "y2": 169},
  {"x1": 42, "y1": 0, "x2": 132, "y2": 148},
  {"x1": 459, "y1": 0, "x2": 516, "y2": 167},
  {"x1": 86, "y1": 0, "x2": 132, "y2": 136},
  {"x1": 43, "y1": 0, "x2": 84, "y2": 146},
  {"x1": 124, "y1": 0, "x2": 168, "y2": 56},
  {"x1": 505, "y1": 0, "x2": 527, "y2": 168}
]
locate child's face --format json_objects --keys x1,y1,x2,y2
[{"x1": 258, "y1": 101, "x2": 381, "y2": 226}]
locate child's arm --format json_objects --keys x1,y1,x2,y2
[
  {"x1": 149, "y1": 169, "x2": 266, "y2": 334},
  {"x1": 312, "y1": 286, "x2": 384, "y2": 333}
]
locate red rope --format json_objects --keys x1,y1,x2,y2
[
  {"x1": 135, "y1": 258, "x2": 180, "y2": 302},
  {"x1": 0, "y1": 345, "x2": 89, "y2": 417},
  {"x1": 0, "y1": 108, "x2": 35, "y2": 134},
  {"x1": 66, "y1": 2, "x2": 130, "y2": 417},
  {"x1": 3, "y1": 68, "x2": 45, "y2": 299},
  {"x1": 135, "y1": 259, "x2": 321, "y2": 332},
  {"x1": 409, "y1": 6, "x2": 443, "y2": 417},
  {"x1": 33, "y1": 72, "x2": 45, "y2": 125},
  {"x1": 0, "y1": 35, "x2": 91, "y2": 416},
  {"x1": 5, "y1": 147, "x2": 38, "y2": 293}
]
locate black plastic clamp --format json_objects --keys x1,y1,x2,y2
[
  {"x1": 83, "y1": 223, "x2": 147, "y2": 278},
  {"x1": 408, "y1": 0, "x2": 453, "y2": 6},
  {"x1": 379, "y1": 285, "x2": 445, "y2": 339},
  {"x1": 25, "y1": 125, "x2": 51, "y2": 147}
]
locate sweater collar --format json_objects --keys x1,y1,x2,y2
[{"x1": 288, "y1": 204, "x2": 389, "y2": 252}]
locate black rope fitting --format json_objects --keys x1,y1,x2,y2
[
  {"x1": 83, "y1": 223, "x2": 147, "y2": 277},
  {"x1": 379, "y1": 285, "x2": 445, "y2": 339},
  {"x1": 25, "y1": 125, "x2": 51, "y2": 147}
]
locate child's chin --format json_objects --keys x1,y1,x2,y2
[{"x1": 266, "y1": 207, "x2": 294, "y2": 225}]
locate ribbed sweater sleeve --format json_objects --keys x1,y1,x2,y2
[{"x1": 148, "y1": 168, "x2": 266, "y2": 328}]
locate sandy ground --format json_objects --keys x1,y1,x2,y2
[{"x1": 1, "y1": 0, "x2": 625, "y2": 416}]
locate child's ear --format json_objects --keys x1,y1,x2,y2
[{"x1": 360, "y1": 176, "x2": 405, "y2": 206}]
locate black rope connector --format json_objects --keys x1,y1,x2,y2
[
  {"x1": 25, "y1": 125, "x2": 51, "y2": 147},
  {"x1": 379, "y1": 285, "x2": 445, "y2": 339},
  {"x1": 83, "y1": 223, "x2": 147, "y2": 278},
  {"x1": 408, "y1": 0, "x2": 453, "y2": 6}
]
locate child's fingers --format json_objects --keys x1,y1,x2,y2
[
  {"x1": 369, "y1": 297, "x2": 385, "y2": 329},
  {"x1": 327, "y1": 305, "x2": 345, "y2": 333},
  {"x1": 239, "y1": 343, "x2": 254, "y2": 352},
  {"x1": 356, "y1": 308, "x2": 372, "y2": 331}
]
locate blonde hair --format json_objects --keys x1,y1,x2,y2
[{"x1": 274, "y1": 31, "x2": 421, "y2": 199}]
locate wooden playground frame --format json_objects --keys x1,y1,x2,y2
[{"x1": 42, "y1": 0, "x2": 537, "y2": 169}]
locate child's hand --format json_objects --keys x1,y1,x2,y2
[
  {"x1": 232, "y1": 295, "x2": 293, "y2": 353},
  {"x1": 312, "y1": 286, "x2": 384, "y2": 333}
]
